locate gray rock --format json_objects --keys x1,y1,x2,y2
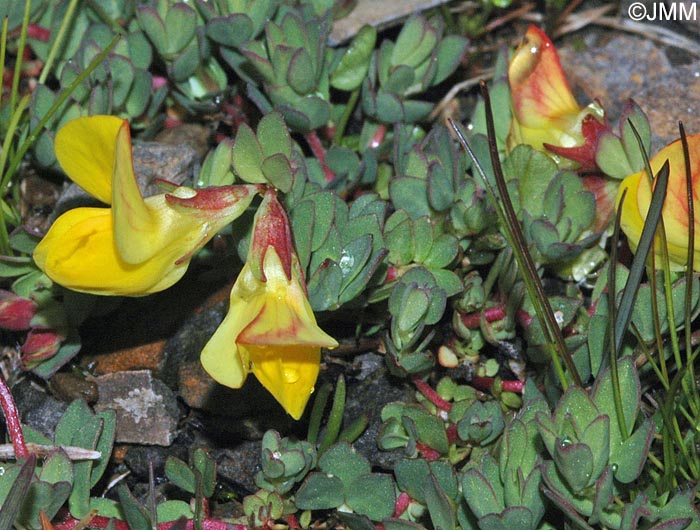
[
  {"x1": 214, "y1": 441, "x2": 264, "y2": 495},
  {"x1": 560, "y1": 32, "x2": 700, "y2": 147},
  {"x1": 51, "y1": 140, "x2": 199, "y2": 221},
  {"x1": 94, "y1": 370, "x2": 180, "y2": 446},
  {"x1": 12, "y1": 377, "x2": 68, "y2": 439},
  {"x1": 342, "y1": 353, "x2": 414, "y2": 470}
]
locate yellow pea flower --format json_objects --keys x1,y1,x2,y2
[
  {"x1": 33, "y1": 116, "x2": 260, "y2": 295},
  {"x1": 200, "y1": 189, "x2": 338, "y2": 420},
  {"x1": 508, "y1": 25, "x2": 605, "y2": 161},
  {"x1": 617, "y1": 134, "x2": 700, "y2": 270}
]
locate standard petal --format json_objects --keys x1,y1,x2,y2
[
  {"x1": 509, "y1": 25, "x2": 579, "y2": 129},
  {"x1": 33, "y1": 207, "x2": 188, "y2": 295},
  {"x1": 54, "y1": 116, "x2": 124, "y2": 204},
  {"x1": 617, "y1": 170, "x2": 646, "y2": 256},
  {"x1": 112, "y1": 122, "x2": 159, "y2": 263}
]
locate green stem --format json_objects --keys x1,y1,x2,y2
[
  {"x1": 38, "y1": 0, "x2": 81, "y2": 85},
  {"x1": 452, "y1": 83, "x2": 581, "y2": 389},
  {"x1": 3, "y1": 35, "x2": 120, "y2": 192},
  {"x1": 333, "y1": 88, "x2": 359, "y2": 146},
  {"x1": 0, "y1": 17, "x2": 8, "y2": 109},
  {"x1": 9, "y1": 0, "x2": 31, "y2": 116}
]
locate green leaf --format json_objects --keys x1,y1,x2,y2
[
  {"x1": 610, "y1": 419, "x2": 653, "y2": 483},
  {"x1": 157, "y1": 500, "x2": 194, "y2": 523},
  {"x1": 258, "y1": 111, "x2": 292, "y2": 159},
  {"x1": 591, "y1": 357, "x2": 639, "y2": 448},
  {"x1": 92, "y1": 409, "x2": 115, "y2": 487},
  {"x1": 165, "y1": 456, "x2": 196, "y2": 494},
  {"x1": 478, "y1": 506, "x2": 536, "y2": 530},
  {"x1": 390, "y1": 177, "x2": 430, "y2": 219},
  {"x1": 434, "y1": 35, "x2": 468, "y2": 86},
  {"x1": 40, "y1": 452, "x2": 73, "y2": 485},
  {"x1": 206, "y1": 14, "x2": 253, "y2": 48},
  {"x1": 117, "y1": 484, "x2": 151, "y2": 530},
  {"x1": 425, "y1": 474, "x2": 455, "y2": 530},
  {"x1": 596, "y1": 132, "x2": 633, "y2": 180},
  {"x1": 319, "y1": 443, "x2": 370, "y2": 487},
  {"x1": 294, "y1": 473, "x2": 345, "y2": 509},
  {"x1": 193, "y1": 449, "x2": 217, "y2": 498},
  {"x1": 137, "y1": 7, "x2": 168, "y2": 53},
  {"x1": 262, "y1": 153, "x2": 293, "y2": 192},
  {"x1": 423, "y1": 234, "x2": 458, "y2": 269},
  {"x1": 165, "y1": 3, "x2": 197, "y2": 55},
  {"x1": 233, "y1": 123, "x2": 265, "y2": 183},
  {"x1": 287, "y1": 48, "x2": 316, "y2": 95},
  {"x1": 461, "y1": 467, "x2": 505, "y2": 518},
  {"x1": 307, "y1": 260, "x2": 342, "y2": 311},
  {"x1": 331, "y1": 25, "x2": 376, "y2": 91},
  {"x1": 346, "y1": 474, "x2": 396, "y2": 520},
  {"x1": 553, "y1": 440, "x2": 593, "y2": 493},
  {"x1": 427, "y1": 164, "x2": 454, "y2": 212},
  {"x1": 0, "y1": 456, "x2": 36, "y2": 530}
]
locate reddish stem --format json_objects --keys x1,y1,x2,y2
[
  {"x1": 412, "y1": 377, "x2": 452, "y2": 412},
  {"x1": 27, "y1": 24, "x2": 51, "y2": 42},
  {"x1": 415, "y1": 442, "x2": 441, "y2": 461},
  {"x1": 393, "y1": 492, "x2": 411, "y2": 517},
  {"x1": 471, "y1": 376, "x2": 525, "y2": 394},
  {"x1": 516, "y1": 309, "x2": 533, "y2": 327},
  {"x1": 368, "y1": 124, "x2": 387, "y2": 149},
  {"x1": 459, "y1": 304, "x2": 507, "y2": 329},
  {"x1": 446, "y1": 423, "x2": 459, "y2": 444},
  {"x1": 385, "y1": 266, "x2": 398, "y2": 283},
  {"x1": 54, "y1": 516, "x2": 247, "y2": 530},
  {"x1": 0, "y1": 374, "x2": 27, "y2": 459},
  {"x1": 304, "y1": 130, "x2": 335, "y2": 183}
]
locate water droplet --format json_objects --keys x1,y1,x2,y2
[
  {"x1": 611, "y1": 463, "x2": 618, "y2": 473},
  {"x1": 0, "y1": 467, "x2": 5, "y2": 476},
  {"x1": 530, "y1": 45, "x2": 538, "y2": 54},
  {"x1": 339, "y1": 250, "x2": 354, "y2": 276},
  {"x1": 283, "y1": 368, "x2": 300, "y2": 383},
  {"x1": 554, "y1": 310, "x2": 564, "y2": 325},
  {"x1": 560, "y1": 436, "x2": 572, "y2": 447}
]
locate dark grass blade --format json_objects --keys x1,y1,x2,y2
[
  {"x1": 614, "y1": 161, "x2": 669, "y2": 354},
  {"x1": 451, "y1": 81, "x2": 582, "y2": 388},
  {"x1": 680, "y1": 123, "x2": 696, "y2": 362},
  {"x1": 0, "y1": 454, "x2": 36, "y2": 530}
]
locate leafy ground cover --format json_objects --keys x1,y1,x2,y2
[{"x1": 1, "y1": 1, "x2": 700, "y2": 529}]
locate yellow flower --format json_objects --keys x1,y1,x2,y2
[
  {"x1": 617, "y1": 134, "x2": 700, "y2": 270},
  {"x1": 200, "y1": 189, "x2": 338, "y2": 420},
  {"x1": 33, "y1": 116, "x2": 259, "y2": 295},
  {"x1": 508, "y1": 25, "x2": 604, "y2": 157}
]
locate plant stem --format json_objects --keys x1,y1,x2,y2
[
  {"x1": 471, "y1": 376, "x2": 525, "y2": 394},
  {"x1": 9, "y1": 0, "x2": 31, "y2": 116},
  {"x1": 305, "y1": 130, "x2": 335, "y2": 183},
  {"x1": 39, "y1": 0, "x2": 81, "y2": 84},
  {"x1": 54, "y1": 516, "x2": 247, "y2": 530},
  {"x1": 412, "y1": 376, "x2": 452, "y2": 412},
  {"x1": 0, "y1": 373, "x2": 27, "y2": 459},
  {"x1": 333, "y1": 88, "x2": 359, "y2": 145},
  {"x1": 3, "y1": 35, "x2": 120, "y2": 192},
  {"x1": 0, "y1": 17, "x2": 8, "y2": 109}
]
